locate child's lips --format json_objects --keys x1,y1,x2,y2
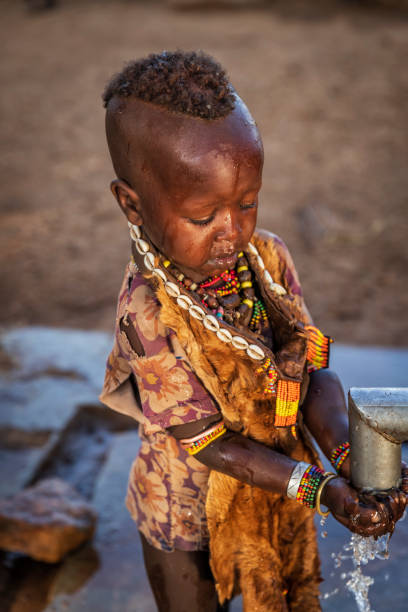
[{"x1": 210, "y1": 252, "x2": 238, "y2": 269}]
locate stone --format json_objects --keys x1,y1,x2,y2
[
  {"x1": 42, "y1": 432, "x2": 155, "y2": 611},
  {"x1": 0, "y1": 478, "x2": 97, "y2": 563}
]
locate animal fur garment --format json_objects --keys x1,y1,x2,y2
[{"x1": 156, "y1": 231, "x2": 323, "y2": 611}]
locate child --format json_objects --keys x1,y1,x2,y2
[{"x1": 99, "y1": 51, "x2": 407, "y2": 612}]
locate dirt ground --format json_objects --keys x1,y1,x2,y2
[{"x1": 1, "y1": 0, "x2": 407, "y2": 346}]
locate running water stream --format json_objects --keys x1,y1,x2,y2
[
  {"x1": 320, "y1": 516, "x2": 397, "y2": 611},
  {"x1": 344, "y1": 533, "x2": 390, "y2": 612}
]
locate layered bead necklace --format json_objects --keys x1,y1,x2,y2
[
  {"x1": 162, "y1": 252, "x2": 269, "y2": 335},
  {"x1": 128, "y1": 222, "x2": 306, "y2": 429}
]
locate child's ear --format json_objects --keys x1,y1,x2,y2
[{"x1": 110, "y1": 179, "x2": 143, "y2": 226}]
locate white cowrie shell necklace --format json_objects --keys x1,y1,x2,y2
[{"x1": 128, "y1": 223, "x2": 287, "y2": 364}]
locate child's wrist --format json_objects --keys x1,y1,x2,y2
[
  {"x1": 316, "y1": 474, "x2": 338, "y2": 516},
  {"x1": 338, "y1": 456, "x2": 351, "y2": 480},
  {"x1": 320, "y1": 476, "x2": 337, "y2": 508},
  {"x1": 287, "y1": 462, "x2": 328, "y2": 510}
]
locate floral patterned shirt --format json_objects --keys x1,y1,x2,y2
[
  {"x1": 99, "y1": 232, "x2": 307, "y2": 551},
  {"x1": 100, "y1": 261, "x2": 220, "y2": 551}
]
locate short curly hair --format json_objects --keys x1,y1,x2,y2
[{"x1": 102, "y1": 50, "x2": 235, "y2": 120}]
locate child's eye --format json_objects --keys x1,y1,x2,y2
[
  {"x1": 189, "y1": 215, "x2": 215, "y2": 226},
  {"x1": 240, "y1": 202, "x2": 257, "y2": 210}
]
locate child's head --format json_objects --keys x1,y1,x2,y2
[{"x1": 103, "y1": 50, "x2": 263, "y2": 282}]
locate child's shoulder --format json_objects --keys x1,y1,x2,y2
[
  {"x1": 252, "y1": 227, "x2": 295, "y2": 274},
  {"x1": 115, "y1": 264, "x2": 167, "y2": 348},
  {"x1": 252, "y1": 228, "x2": 302, "y2": 298},
  {"x1": 253, "y1": 228, "x2": 289, "y2": 257}
]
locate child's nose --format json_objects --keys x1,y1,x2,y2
[{"x1": 217, "y1": 209, "x2": 241, "y2": 243}]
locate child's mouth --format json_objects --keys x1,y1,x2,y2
[{"x1": 210, "y1": 253, "x2": 238, "y2": 269}]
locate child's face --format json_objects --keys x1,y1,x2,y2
[{"x1": 111, "y1": 97, "x2": 263, "y2": 282}]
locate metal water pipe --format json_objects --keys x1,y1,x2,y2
[{"x1": 349, "y1": 388, "x2": 408, "y2": 493}]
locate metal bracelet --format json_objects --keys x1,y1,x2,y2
[
  {"x1": 286, "y1": 461, "x2": 311, "y2": 499},
  {"x1": 315, "y1": 473, "x2": 337, "y2": 517}
]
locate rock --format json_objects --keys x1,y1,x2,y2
[{"x1": 0, "y1": 478, "x2": 97, "y2": 563}]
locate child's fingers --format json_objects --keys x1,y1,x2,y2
[
  {"x1": 378, "y1": 489, "x2": 406, "y2": 524},
  {"x1": 343, "y1": 496, "x2": 381, "y2": 527},
  {"x1": 385, "y1": 489, "x2": 402, "y2": 522},
  {"x1": 360, "y1": 492, "x2": 392, "y2": 525},
  {"x1": 398, "y1": 489, "x2": 408, "y2": 511},
  {"x1": 338, "y1": 488, "x2": 405, "y2": 536},
  {"x1": 400, "y1": 469, "x2": 408, "y2": 494},
  {"x1": 353, "y1": 521, "x2": 391, "y2": 538},
  {"x1": 343, "y1": 495, "x2": 359, "y2": 517},
  {"x1": 395, "y1": 488, "x2": 407, "y2": 517},
  {"x1": 341, "y1": 510, "x2": 389, "y2": 537},
  {"x1": 335, "y1": 495, "x2": 393, "y2": 536}
]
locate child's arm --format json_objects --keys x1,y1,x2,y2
[
  {"x1": 168, "y1": 412, "x2": 407, "y2": 537},
  {"x1": 301, "y1": 368, "x2": 351, "y2": 479},
  {"x1": 300, "y1": 366, "x2": 408, "y2": 533}
]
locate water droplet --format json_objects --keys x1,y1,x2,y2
[{"x1": 320, "y1": 588, "x2": 339, "y2": 600}]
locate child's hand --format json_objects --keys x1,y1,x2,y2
[
  {"x1": 400, "y1": 461, "x2": 408, "y2": 495},
  {"x1": 322, "y1": 473, "x2": 408, "y2": 537}
]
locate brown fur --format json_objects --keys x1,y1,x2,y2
[{"x1": 156, "y1": 231, "x2": 322, "y2": 610}]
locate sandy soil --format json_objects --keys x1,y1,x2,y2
[{"x1": 1, "y1": 0, "x2": 407, "y2": 345}]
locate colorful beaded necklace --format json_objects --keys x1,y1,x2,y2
[
  {"x1": 128, "y1": 222, "x2": 308, "y2": 430},
  {"x1": 162, "y1": 252, "x2": 269, "y2": 335}
]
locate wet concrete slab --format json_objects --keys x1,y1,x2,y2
[
  {"x1": 0, "y1": 446, "x2": 49, "y2": 499},
  {"x1": 0, "y1": 328, "x2": 115, "y2": 499},
  {"x1": 0, "y1": 327, "x2": 112, "y2": 432},
  {"x1": 39, "y1": 431, "x2": 156, "y2": 612},
  {"x1": 0, "y1": 327, "x2": 407, "y2": 611}
]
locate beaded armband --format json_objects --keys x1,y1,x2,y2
[
  {"x1": 275, "y1": 379, "x2": 301, "y2": 427},
  {"x1": 287, "y1": 463, "x2": 326, "y2": 509},
  {"x1": 179, "y1": 421, "x2": 227, "y2": 456},
  {"x1": 296, "y1": 465, "x2": 326, "y2": 508},
  {"x1": 287, "y1": 461, "x2": 310, "y2": 499},
  {"x1": 305, "y1": 325, "x2": 332, "y2": 373},
  {"x1": 330, "y1": 442, "x2": 350, "y2": 472},
  {"x1": 287, "y1": 463, "x2": 336, "y2": 513}
]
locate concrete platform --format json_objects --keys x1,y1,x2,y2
[{"x1": 0, "y1": 328, "x2": 407, "y2": 611}]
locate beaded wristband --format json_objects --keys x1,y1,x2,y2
[
  {"x1": 179, "y1": 421, "x2": 227, "y2": 456},
  {"x1": 286, "y1": 461, "x2": 311, "y2": 499},
  {"x1": 330, "y1": 442, "x2": 350, "y2": 472},
  {"x1": 295, "y1": 464, "x2": 326, "y2": 509}
]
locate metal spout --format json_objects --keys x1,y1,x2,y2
[{"x1": 349, "y1": 388, "x2": 408, "y2": 493}]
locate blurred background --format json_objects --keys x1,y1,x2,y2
[
  {"x1": 1, "y1": 0, "x2": 407, "y2": 346},
  {"x1": 1, "y1": 1, "x2": 408, "y2": 611}
]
